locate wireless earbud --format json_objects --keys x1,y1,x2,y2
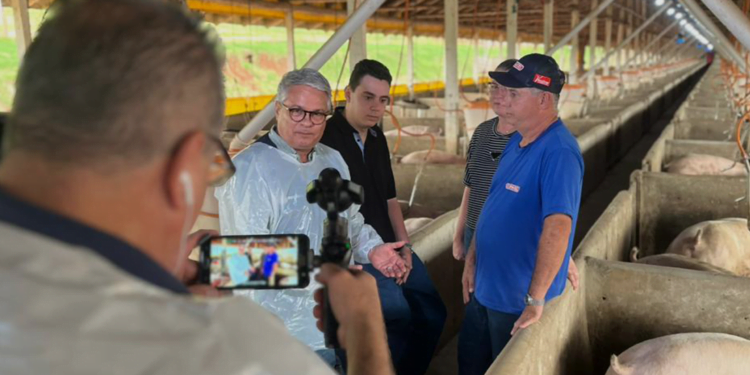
[
  {"x1": 179, "y1": 171, "x2": 194, "y2": 207},
  {"x1": 174, "y1": 171, "x2": 196, "y2": 275}
]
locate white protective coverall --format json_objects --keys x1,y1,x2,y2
[
  {"x1": 0, "y1": 222, "x2": 335, "y2": 375},
  {"x1": 215, "y1": 129, "x2": 384, "y2": 350}
]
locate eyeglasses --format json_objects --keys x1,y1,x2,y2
[
  {"x1": 280, "y1": 102, "x2": 330, "y2": 125},
  {"x1": 207, "y1": 135, "x2": 236, "y2": 187}
]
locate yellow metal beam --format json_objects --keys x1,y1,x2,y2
[
  {"x1": 186, "y1": 0, "x2": 504, "y2": 38},
  {"x1": 188, "y1": 0, "x2": 444, "y2": 34},
  {"x1": 225, "y1": 78, "x2": 490, "y2": 116}
]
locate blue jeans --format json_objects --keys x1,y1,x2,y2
[
  {"x1": 457, "y1": 295, "x2": 520, "y2": 375},
  {"x1": 463, "y1": 226, "x2": 475, "y2": 255},
  {"x1": 360, "y1": 252, "x2": 447, "y2": 375}
]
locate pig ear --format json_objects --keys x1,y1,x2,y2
[
  {"x1": 629, "y1": 247, "x2": 640, "y2": 262},
  {"x1": 691, "y1": 228, "x2": 704, "y2": 247},
  {"x1": 609, "y1": 354, "x2": 632, "y2": 375}
]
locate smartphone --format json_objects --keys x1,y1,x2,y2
[{"x1": 199, "y1": 234, "x2": 311, "y2": 290}]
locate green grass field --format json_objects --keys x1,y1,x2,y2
[{"x1": 0, "y1": 7, "x2": 615, "y2": 111}]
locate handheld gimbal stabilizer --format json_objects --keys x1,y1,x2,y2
[{"x1": 306, "y1": 167, "x2": 364, "y2": 348}]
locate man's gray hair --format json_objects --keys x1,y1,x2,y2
[
  {"x1": 530, "y1": 88, "x2": 560, "y2": 110},
  {"x1": 276, "y1": 68, "x2": 333, "y2": 111}
]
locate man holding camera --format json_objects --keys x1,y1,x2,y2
[
  {"x1": 0, "y1": 1, "x2": 393, "y2": 374},
  {"x1": 215, "y1": 68, "x2": 408, "y2": 366},
  {"x1": 320, "y1": 59, "x2": 447, "y2": 375}
]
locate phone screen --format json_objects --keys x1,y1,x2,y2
[{"x1": 201, "y1": 235, "x2": 310, "y2": 289}]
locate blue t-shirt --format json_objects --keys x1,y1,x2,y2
[
  {"x1": 263, "y1": 252, "x2": 279, "y2": 277},
  {"x1": 474, "y1": 119, "x2": 584, "y2": 315}
]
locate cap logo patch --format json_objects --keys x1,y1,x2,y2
[
  {"x1": 533, "y1": 74, "x2": 551, "y2": 87},
  {"x1": 513, "y1": 62, "x2": 525, "y2": 71}
]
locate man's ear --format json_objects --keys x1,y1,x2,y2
[
  {"x1": 274, "y1": 101, "x2": 282, "y2": 117},
  {"x1": 165, "y1": 132, "x2": 207, "y2": 211},
  {"x1": 345, "y1": 86, "x2": 352, "y2": 102},
  {"x1": 541, "y1": 92, "x2": 552, "y2": 110}
]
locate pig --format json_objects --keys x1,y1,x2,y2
[
  {"x1": 665, "y1": 218, "x2": 750, "y2": 277},
  {"x1": 400, "y1": 150, "x2": 466, "y2": 165},
  {"x1": 629, "y1": 247, "x2": 734, "y2": 275},
  {"x1": 398, "y1": 200, "x2": 442, "y2": 219},
  {"x1": 404, "y1": 217, "x2": 433, "y2": 235},
  {"x1": 606, "y1": 332, "x2": 750, "y2": 375},
  {"x1": 383, "y1": 125, "x2": 442, "y2": 137},
  {"x1": 666, "y1": 153, "x2": 747, "y2": 176}
]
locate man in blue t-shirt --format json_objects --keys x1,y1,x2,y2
[
  {"x1": 458, "y1": 54, "x2": 584, "y2": 375},
  {"x1": 260, "y1": 246, "x2": 280, "y2": 285}
]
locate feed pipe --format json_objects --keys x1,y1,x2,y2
[
  {"x1": 619, "y1": 18, "x2": 680, "y2": 72},
  {"x1": 680, "y1": 0, "x2": 747, "y2": 71},
  {"x1": 546, "y1": 0, "x2": 617, "y2": 55},
  {"x1": 580, "y1": 2, "x2": 671, "y2": 82},
  {"x1": 231, "y1": 0, "x2": 388, "y2": 149}
]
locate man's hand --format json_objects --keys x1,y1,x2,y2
[
  {"x1": 179, "y1": 230, "x2": 226, "y2": 298},
  {"x1": 178, "y1": 229, "x2": 218, "y2": 283},
  {"x1": 369, "y1": 241, "x2": 407, "y2": 279},
  {"x1": 395, "y1": 246, "x2": 413, "y2": 285},
  {"x1": 313, "y1": 264, "x2": 384, "y2": 350},
  {"x1": 567, "y1": 258, "x2": 579, "y2": 291},
  {"x1": 461, "y1": 257, "x2": 475, "y2": 304},
  {"x1": 186, "y1": 229, "x2": 217, "y2": 252},
  {"x1": 452, "y1": 238, "x2": 466, "y2": 261},
  {"x1": 510, "y1": 305, "x2": 544, "y2": 335}
]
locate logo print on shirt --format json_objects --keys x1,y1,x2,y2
[
  {"x1": 533, "y1": 74, "x2": 551, "y2": 87},
  {"x1": 505, "y1": 183, "x2": 521, "y2": 193},
  {"x1": 513, "y1": 62, "x2": 525, "y2": 71}
]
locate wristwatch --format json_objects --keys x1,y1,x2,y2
[
  {"x1": 401, "y1": 243, "x2": 414, "y2": 254},
  {"x1": 524, "y1": 294, "x2": 544, "y2": 307}
]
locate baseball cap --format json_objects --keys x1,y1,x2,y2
[{"x1": 488, "y1": 53, "x2": 566, "y2": 94}]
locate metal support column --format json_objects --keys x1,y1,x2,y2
[
  {"x1": 0, "y1": 5, "x2": 7, "y2": 38},
  {"x1": 604, "y1": 5, "x2": 613, "y2": 76},
  {"x1": 588, "y1": 0, "x2": 599, "y2": 96},
  {"x1": 616, "y1": 6, "x2": 625, "y2": 72},
  {"x1": 543, "y1": 0, "x2": 554, "y2": 51},
  {"x1": 407, "y1": 22, "x2": 415, "y2": 100},
  {"x1": 473, "y1": 31, "x2": 481, "y2": 85},
  {"x1": 347, "y1": 0, "x2": 368, "y2": 70},
  {"x1": 507, "y1": 0, "x2": 519, "y2": 58},
  {"x1": 444, "y1": 0, "x2": 460, "y2": 155},
  {"x1": 568, "y1": 0, "x2": 580, "y2": 84},
  {"x1": 11, "y1": 0, "x2": 30, "y2": 59},
  {"x1": 234, "y1": 0, "x2": 387, "y2": 146},
  {"x1": 627, "y1": 0, "x2": 634, "y2": 65},
  {"x1": 285, "y1": 7, "x2": 296, "y2": 71}
]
